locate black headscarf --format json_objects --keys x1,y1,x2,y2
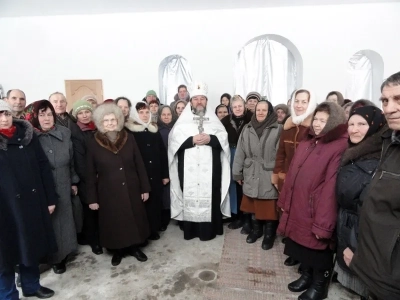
[{"x1": 349, "y1": 106, "x2": 386, "y2": 141}]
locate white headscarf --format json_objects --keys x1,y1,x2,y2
[{"x1": 290, "y1": 89, "x2": 318, "y2": 125}]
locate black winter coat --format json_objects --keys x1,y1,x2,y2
[
  {"x1": 336, "y1": 127, "x2": 384, "y2": 273},
  {"x1": 220, "y1": 110, "x2": 253, "y2": 147},
  {"x1": 0, "y1": 119, "x2": 58, "y2": 268},
  {"x1": 351, "y1": 127, "x2": 400, "y2": 300},
  {"x1": 125, "y1": 120, "x2": 169, "y2": 233}
]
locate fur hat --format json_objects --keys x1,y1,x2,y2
[
  {"x1": 0, "y1": 100, "x2": 11, "y2": 112},
  {"x1": 72, "y1": 100, "x2": 93, "y2": 118},
  {"x1": 92, "y1": 103, "x2": 125, "y2": 133},
  {"x1": 190, "y1": 81, "x2": 208, "y2": 99}
]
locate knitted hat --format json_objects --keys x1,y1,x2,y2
[
  {"x1": 190, "y1": 81, "x2": 208, "y2": 99},
  {"x1": 246, "y1": 91, "x2": 261, "y2": 102},
  {"x1": 146, "y1": 90, "x2": 157, "y2": 97},
  {"x1": 0, "y1": 100, "x2": 11, "y2": 112},
  {"x1": 72, "y1": 100, "x2": 93, "y2": 118}
]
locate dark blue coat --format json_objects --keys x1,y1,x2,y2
[{"x1": 0, "y1": 119, "x2": 58, "y2": 268}]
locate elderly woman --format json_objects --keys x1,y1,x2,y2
[
  {"x1": 272, "y1": 89, "x2": 318, "y2": 267},
  {"x1": 221, "y1": 95, "x2": 253, "y2": 232},
  {"x1": 0, "y1": 100, "x2": 57, "y2": 299},
  {"x1": 335, "y1": 106, "x2": 387, "y2": 300},
  {"x1": 277, "y1": 102, "x2": 348, "y2": 300},
  {"x1": 126, "y1": 102, "x2": 169, "y2": 241},
  {"x1": 115, "y1": 96, "x2": 132, "y2": 121},
  {"x1": 86, "y1": 103, "x2": 151, "y2": 266},
  {"x1": 215, "y1": 104, "x2": 229, "y2": 120},
  {"x1": 326, "y1": 91, "x2": 345, "y2": 106},
  {"x1": 72, "y1": 100, "x2": 102, "y2": 255},
  {"x1": 24, "y1": 100, "x2": 79, "y2": 275},
  {"x1": 157, "y1": 105, "x2": 176, "y2": 230},
  {"x1": 232, "y1": 101, "x2": 281, "y2": 250}
]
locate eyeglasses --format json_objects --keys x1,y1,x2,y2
[{"x1": 0, "y1": 111, "x2": 12, "y2": 117}]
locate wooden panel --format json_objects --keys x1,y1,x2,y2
[{"x1": 65, "y1": 79, "x2": 104, "y2": 110}]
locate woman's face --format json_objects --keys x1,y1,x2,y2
[
  {"x1": 103, "y1": 113, "x2": 118, "y2": 132},
  {"x1": 38, "y1": 107, "x2": 54, "y2": 131},
  {"x1": 216, "y1": 106, "x2": 229, "y2": 120},
  {"x1": 138, "y1": 108, "x2": 150, "y2": 123},
  {"x1": 293, "y1": 92, "x2": 309, "y2": 116},
  {"x1": 176, "y1": 103, "x2": 185, "y2": 116},
  {"x1": 246, "y1": 98, "x2": 258, "y2": 112},
  {"x1": 276, "y1": 109, "x2": 287, "y2": 123},
  {"x1": 256, "y1": 102, "x2": 269, "y2": 122},
  {"x1": 149, "y1": 103, "x2": 159, "y2": 114},
  {"x1": 160, "y1": 108, "x2": 172, "y2": 124},
  {"x1": 313, "y1": 111, "x2": 329, "y2": 135},
  {"x1": 0, "y1": 111, "x2": 13, "y2": 130},
  {"x1": 117, "y1": 100, "x2": 130, "y2": 117},
  {"x1": 87, "y1": 99, "x2": 97, "y2": 109},
  {"x1": 232, "y1": 100, "x2": 245, "y2": 117},
  {"x1": 77, "y1": 109, "x2": 92, "y2": 124},
  {"x1": 344, "y1": 106, "x2": 351, "y2": 119},
  {"x1": 326, "y1": 94, "x2": 338, "y2": 104},
  {"x1": 348, "y1": 114, "x2": 369, "y2": 144},
  {"x1": 221, "y1": 97, "x2": 230, "y2": 107}
]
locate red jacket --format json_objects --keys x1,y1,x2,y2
[{"x1": 277, "y1": 124, "x2": 348, "y2": 250}]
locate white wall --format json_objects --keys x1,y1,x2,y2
[{"x1": 0, "y1": 2, "x2": 399, "y2": 108}]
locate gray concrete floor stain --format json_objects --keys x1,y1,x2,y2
[{"x1": 18, "y1": 224, "x2": 357, "y2": 299}]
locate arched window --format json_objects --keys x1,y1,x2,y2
[
  {"x1": 345, "y1": 50, "x2": 384, "y2": 103},
  {"x1": 234, "y1": 34, "x2": 303, "y2": 105},
  {"x1": 158, "y1": 55, "x2": 193, "y2": 105}
]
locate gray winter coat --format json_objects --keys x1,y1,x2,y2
[
  {"x1": 36, "y1": 125, "x2": 79, "y2": 263},
  {"x1": 232, "y1": 122, "x2": 281, "y2": 199}
]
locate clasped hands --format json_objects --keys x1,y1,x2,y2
[{"x1": 193, "y1": 133, "x2": 211, "y2": 146}]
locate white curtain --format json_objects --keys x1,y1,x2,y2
[
  {"x1": 158, "y1": 55, "x2": 193, "y2": 105},
  {"x1": 234, "y1": 38, "x2": 297, "y2": 106},
  {"x1": 345, "y1": 52, "x2": 373, "y2": 101}
]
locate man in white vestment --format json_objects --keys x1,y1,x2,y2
[{"x1": 168, "y1": 81, "x2": 231, "y2": 241}]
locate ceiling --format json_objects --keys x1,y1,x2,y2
[{"x1": 0, "y1": 0, "x2": 397, "y2": 18}]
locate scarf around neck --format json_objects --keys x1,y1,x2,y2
[
  {"x1": 0, "y1": 126, "x2": 17, "y2": 138},
  {"x1": 77, "y1": 121, "x2": 96, "y2": 132},
  {"x1": 251, "y1": 112, "x2": 278, "y2": 138}
]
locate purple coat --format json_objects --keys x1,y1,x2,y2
[{"x1": 277, "y1": 124, "x2": 348, "y2": 250}]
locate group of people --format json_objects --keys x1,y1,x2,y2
[{"x1": 0, "y1": 72, "x2": 399, "y2": 300}]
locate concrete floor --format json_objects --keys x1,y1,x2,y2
[{"x1": 19, "y1": 224, "x2": 359, "y2": 300}]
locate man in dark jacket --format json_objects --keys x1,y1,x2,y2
[{"x1": 349, "y1": 71, "x2": 400, "y2": 300}]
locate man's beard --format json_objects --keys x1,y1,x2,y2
[{"x1": 192, "y1": 105, "x2": 207, "y2": 116}]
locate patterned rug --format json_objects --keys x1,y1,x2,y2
[
  {"x1": 203, "y1": 227, "x2": 300, "y2": 299},
  {"x1": 203, "y1": 228, "x2": 358, "y2": 300}
]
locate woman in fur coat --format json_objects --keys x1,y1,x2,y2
[
  {"x1": 277, "y1": 102, "x2": 348, "y2": 300},
  {"x1": 86, "y1": 103, "x2": 151, "y2": 266},
  {"x1": 126, "y1": 102, "x2": 169, "y2": 240}
]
